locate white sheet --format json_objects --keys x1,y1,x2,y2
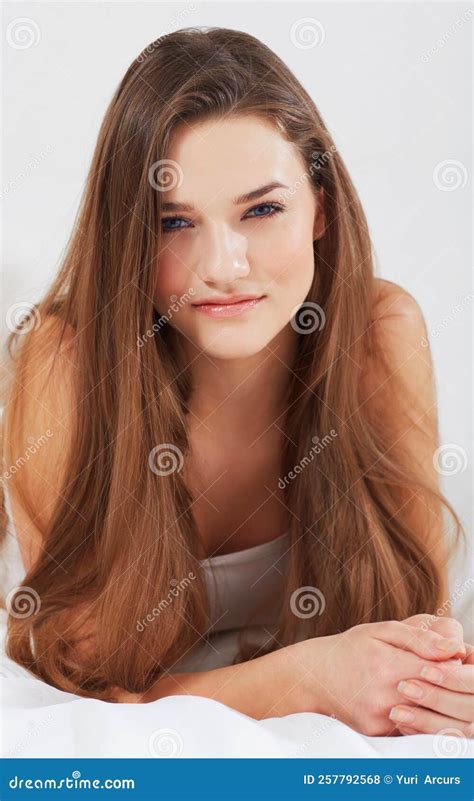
[
  {"x1": 2, "y1": 480, "x2": 473, "y2": 759},
  {"x1": 2, "y1": 630, "x2": 472, "y2": 760}
]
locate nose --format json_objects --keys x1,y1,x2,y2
[{"x1": 195, "y1": 219, "x2": 250, "y2": 283}]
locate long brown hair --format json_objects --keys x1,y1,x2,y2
[{"x1": 1, "y1": 27, "x2": 463, "y2": 699}]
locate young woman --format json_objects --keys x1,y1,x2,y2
[{"x1": 1, "y1": 27, "x2": 472, "y2": 739}]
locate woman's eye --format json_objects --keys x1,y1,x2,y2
[
  {"x1": 161, "y1": 202, "x2": 285, "y2": 234},
  {"x1": 245, "y1": 202, "x2": 285, "y2": 219},
  {"x1": 161, "y1": 216, "x2": 191, "y2": 233}
]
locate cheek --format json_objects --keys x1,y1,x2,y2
[
  {"x1": 258, "y1": 223, "x2": 315, "y2": 299},
  {"x1": 153, "y1": 248, "x2": 191, "y2": 313}
]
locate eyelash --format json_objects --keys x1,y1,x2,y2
[{"x1": 161, "y1": 202, "x2": 286, "y2": 233}]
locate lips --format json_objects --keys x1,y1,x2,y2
[
  {"x1": 191, "y1": 295, "x2": 265, "y2": 318},
  {"x1": 192, "y1": 294, "x2": 264, "y2": 306}
]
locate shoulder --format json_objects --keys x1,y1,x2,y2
[
  {"x1": 365, "y1": 283, "x2": 448, "y2": 597},
  {"x1": 362, "y1": 279, "x2": 437, "y2": 436},
  {"x1": 2, "y1": 314, "x2": 77, "y2": 571},
  {"x1": 371, "y1": 278, "x2": 428, "y2": 337},
  {"x1": 4, "y1": 313, "x2": 77, "y2": 452},
  {"x1": 366, "y1": 278, "x2": 432, "y2": 385},
  {"x1": 17, "y1": 312, "x2": 77, "y2": 379}
]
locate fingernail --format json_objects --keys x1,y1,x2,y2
[
  {"x1": 398, "y1": 680, "x2": 423, "y2": 699},
  {"x1": 434, "y1": 638, "x2": 464, "y2": 652},
  {"x1": 420, "y1": 666, "x2": 443, "y2": 683},
  {"x1": 389, "y1": 707, "x2": 415, "y2": 723}
]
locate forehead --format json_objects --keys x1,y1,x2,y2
[{"x1": 165, "y1": 115, "x2": 308, "y2": 204}]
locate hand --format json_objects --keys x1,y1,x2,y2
[
  {"x1": 293, "y1": 619, "x2": 467, "y2": 737},
  {"x1": 404, "y1": 612, "x2": 464, "y2": 643},
  {"x1": 389, "y1": 614, "x2": 474, "y2": 738}
]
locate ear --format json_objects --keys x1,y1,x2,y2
[{"x1": 313, "y1": 187, "x2": 326, "y2": 241}]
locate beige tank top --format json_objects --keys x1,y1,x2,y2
[{"x1": 0, "y1": 478, "x2": 291, "y2": 673}]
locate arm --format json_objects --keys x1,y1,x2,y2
[
  {"x1": 111, "y1": 636, "x2": 335, "y2": 718},
  {"x1": 111, "y1": 621, "x2": 466, "y2": 739},
  {"x1": 362, "y1": 279, "x2": 450, "y2": 604},
  {"x1": 363, "y1": 282, "x2": 472, "y2": 735},
  {"x1": 2, "y1": 315, "x2": 76, "y2": 572}
]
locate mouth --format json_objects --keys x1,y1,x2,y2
[{"x1": 191, "y1": 295, "x2": 266, "y2": 318}]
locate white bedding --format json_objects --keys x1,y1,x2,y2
[
  {"x1": 2, "y1": 471, "x2": 473, "y2": 760},
  {"x1": 0, "y1": 536, "x2": 474, "y2": 758},
  {"x1": 2, "y1": 532, "x2": 473, "y2": 760},
  {"x1": 2, "y1": 624, "x2": 472, "y2": 760}
]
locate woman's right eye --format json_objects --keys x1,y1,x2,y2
[{"x1": 161, "y1": 216, "x2": 192, "y2": 233}]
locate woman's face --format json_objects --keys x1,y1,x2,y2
[{"x1": 153, "y1": 115, "x2": 325, "y2": 360}]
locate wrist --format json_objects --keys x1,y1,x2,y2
[{"x1": 285, "y1": 634, "x2": 339, "y2": 717}]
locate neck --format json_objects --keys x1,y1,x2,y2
[{"x1": 182, "y1": 324, "x2": 298, "y2": 438}]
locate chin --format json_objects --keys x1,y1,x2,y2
[{"x1": 192, "y1": 331, "x2": 270, "y2": 361}]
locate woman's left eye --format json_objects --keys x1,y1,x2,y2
[{"x1": 244, "y1": 202, "x2": 285, "y2": 220}]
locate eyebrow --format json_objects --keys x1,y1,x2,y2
[{"x1": 160, "y1": 181, "x2": 289, "y2": 213}]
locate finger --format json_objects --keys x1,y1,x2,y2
[
  {"x1": 374, "y1": 621, "x2": 466, "y2": 660},
  {"x1": 403, "y1": 614, "x2": 437, "y2": 628},
  {"x1": 416, "y1": 661, "x2": 474, "y2": 693},
  {"x1": 429, "y1": 617, "x2": 464, "y2": 641},
  {"x1": 389, "y1": 705, "x2": 474, "y2": 737},
  {"x1": 396, "y1": 679, "x2": 473, "y2": 722},
  {"x1": 397, "y1": 726, "x2": 423, "y2": 735},
  {"x1": 462, "y1": 643, "x2": 474, "y2": 665},
  {"x1": 404, "y1": 615, "x2": 464, "y2": 642}
]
